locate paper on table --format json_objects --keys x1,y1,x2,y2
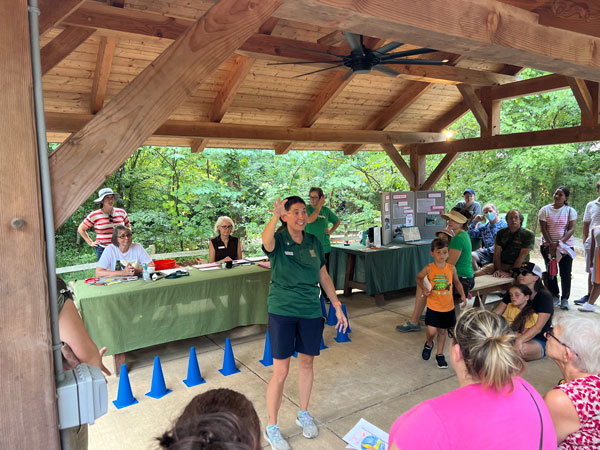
[
  {"x1": 342, "y1": 418, "x2": 389, "y2": 450},
  {"x1": 193, "y1": 262, "x2": 219, "y2": 269},
  {"x1": 558, "y1": 241, "x2": 576, "y2": 259},
  {"x1": 199, "y1": 266, "x2": 220, "y2": 271},
  {"x1": 159, "y1": 268, "x2": 189, "y2": 275},
  {"x1": 246, "y1": 256, "x2": 268, "y2": 262}
]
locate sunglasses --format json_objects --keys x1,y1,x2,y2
[
  {"x1": 108, "y1": 214, "x2": 114, "y2": 223},
  {"x1": 545, "y1": 326, "x2": 578, "y2": 356},
  {"x1": 514, "y1": 270, "x2": 531, "y2": 276}
]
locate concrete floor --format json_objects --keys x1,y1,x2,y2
[{"x1": 88, "y1": 254, "x2": 597, "y2": 449}]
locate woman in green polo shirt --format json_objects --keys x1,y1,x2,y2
[
  {"x1": 262, "y1": 196, "x2": 348, "y2": 450},
  {"x1": 442, "y1": 207, "x2": 475, "y2": 305}
]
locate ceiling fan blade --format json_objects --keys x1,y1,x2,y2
[
  {"x1": 294, "y1": 64, "x2": 346, "y2": 78},
  {"x1": 373, "y1": 65, "x2": 401, "y2": 77},
  {"x1": 382, "y1": 59, "x2": 447, "y2": 65},
  {"x1": 380, "y1": 48, "x2": 439, "y2": 59},
  {"x1": 373, "y1": 41, "x2": 404, "y2": 54},
  {"x1": 281, "y1": 44, "x2": 346, "y2": 59},
  {"x1": 267, "y1": 60, "x2": 344, "y2": 66},
  {"x1": 342, "y1": 32, "x2": 364, "y2": 54}
]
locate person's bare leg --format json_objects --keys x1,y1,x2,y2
[
  {"x1": 297, "y1": 353, "x2": 314, "y2": 411},
  {"x1": 267, "y1": 357, "x2": 291, "y2": 425},
  {"x1": 472, "y1": 251, "x2": 480, "y2": 272},
  {"x1": 436, "y1": 327, "x2": 446, "y2": 356},
  {"x1": 410, "y1": 285, "x2": 426, "y2": 323},
  {"x1": 520, "y1": 342, "x2": 543, "y2": 361},
  {"x1": 425, "y1": 325, "x2": 436, "y2": 347}
]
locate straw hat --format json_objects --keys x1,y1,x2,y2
[{"x1": 441, "y1": 210, "x2": 468, "y2": 224}]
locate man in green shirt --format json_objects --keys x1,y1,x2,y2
[{"x1": 305, "y1": 187, "x2": 341, "y2": 301}]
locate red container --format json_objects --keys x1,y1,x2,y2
[{"x1": 154, "y1": 259, "x2": 176, "y2": 270}]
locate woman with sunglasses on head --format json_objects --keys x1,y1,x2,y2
[
  {"x1": 538, "y1": 186, "x2": 578, "y2": 310},
  {"x1": 95, "y1": 225, "x2": 153, "y2": 278},
  {"x1": 390, "y1": 308, "x2": 557, "y2": 449},
  {"x1": 544, "y1": 315, "x2": 600, "y2": 449},
  {"x1": 78, "y1": 187, "x2": 130, "y2": 261},
  {"x1": 494, "y1": 263, "x2": 554, "y2": 361},
  {"x1": 209, "y1": 216, "x2": 242, "y2": 264}
]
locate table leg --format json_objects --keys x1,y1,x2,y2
[
  {"x1": 113, "y1": 353, "x2": 126, "y2": 376},
  {"x1": 343, "y1": 253, "x2": 356, "y2": 297},
  {"x1": 374, "y1": 293, "x2": 385, "y2": 307},
  {"x1": 473, "y1": 294, "x2": 481, "y2": 308}
]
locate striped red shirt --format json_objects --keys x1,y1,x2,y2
[
  {"x1": 81, "y1": 208, "x2": 129, "y2": 246},
  {"x1": 538, "y1": 204, "x2": 577, "y2": 249}
]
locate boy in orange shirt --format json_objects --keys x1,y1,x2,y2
[{"x1": 416, "y1": 238, "x2": 467, "y2": 368}]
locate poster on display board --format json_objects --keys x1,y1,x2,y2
[
  {"x1": 380, "y1": 192, "x2": 392, "y2": 245},
  {"x1": 415, "y1": 190, "x2": 446, "y2": 237}
]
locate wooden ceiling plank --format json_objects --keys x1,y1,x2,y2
[
  {"x1": 44, "y1": 112, "x2": 447, "y2": 143},
  {"x1": 272, "y1": 0, "x2": 600, "y2": 82},
  {"x1": 421, "y1": 153, "x2": 459, "y2": 190},
  {"x1": 456, "y1": 84, "x2": 488, "y2": 132},
  {"x1": 407, "y1": 124, "x2": 600, "y2": 155},
  {"x1": 48, "y1": 0, "x2": 284, "y2": 229},
  {"x1": 90, "y1": 36, "x2": 117, "y2": 113},
  {"x1": 381, "y1": 143, "x2": 415, "y2": 188},
  {"x1": 568, "y1": 77, "x2": 595, "y2": 123},
  {"x1": 40, "y1": 26, "x2": 95, "y2": 75},
  {"x1": 38, "y1": 0, "x2": 85, "y2": 36}
]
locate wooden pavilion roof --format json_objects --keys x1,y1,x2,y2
[{"x1": 40, "y1": 0, "x2": 600, "y2": 226}]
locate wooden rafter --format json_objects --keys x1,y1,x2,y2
[
  {"x1": 406, "y1": 125, "x2": 600, "y2": 155},
  {"x1": 48, "y1": 0, "x2": 284, "y2": 228},
  {"x1": 421, "y1": 153, "x2": 460, "y2": 190},
  {"x1": 381, "y1": 143, "x2": 415, "y2": 188},
  {"x1": 456, "y1": 84, "x2": 488, "y2": 133},
  {"x1": 568, "y1": 77, "x2": 595, "y2": 123},
  {"x1": 45, "y1": 112, "x2": 446, "y2": 144},
  {"x1": 90, "y1": 36, "x2": 117, "y2": 114},
  {"x1": 273, "y1": 0, "x2": 600, "y2": 82},
  {"x1": 40, "y1": 26, "x2": 95, "y2": 75},
  {"x1": 38, "y1": 0, "x2": 85, "y2": 36}
]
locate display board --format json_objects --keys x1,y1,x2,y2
[{"x1": 414, "y1": 190, "x2": 446, "y2": 238}]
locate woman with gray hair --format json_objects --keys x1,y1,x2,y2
[
  {"x1": 209, "y1": 216, "x2": 242, "y2": 263},
  {"x1": 544, "y1": 315, "x2": 600, "y2": 448}
]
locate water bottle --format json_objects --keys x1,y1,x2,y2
[{"x1": 143, "y1": 263, "x2": 150, "y2": 281}]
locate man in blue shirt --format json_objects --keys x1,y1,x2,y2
[
  {"x1": 455, "y1": 188, "x2": 482, "y2": 218},
  {"x1": 468, "y1": 203, "x2": 507, "y2": 271}
]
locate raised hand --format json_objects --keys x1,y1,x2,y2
[{"x1": 269, "y1": 197, "x2": 288, "y2": 218}]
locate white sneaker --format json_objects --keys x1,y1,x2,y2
[
  {"x1": 264, "y1": 424, "x2": 291, "y2": 450},
  {"x1": 296, "y1": 410, "x2": 318, "y2": 438},
  {"x1": 578, "y1": 303, "x2": 596, "y2": 313}
]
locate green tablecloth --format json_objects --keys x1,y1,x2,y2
[
  {"x1": 329, "y1": 243, "x2": 433, "y2": 295},
  {"x1": 73, "y1": 265, "x2": 271, "y2": 355}
]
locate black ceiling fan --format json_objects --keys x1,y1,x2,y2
[{"x1": 270, "y1": 32, "x2": 448, "y2": 78}]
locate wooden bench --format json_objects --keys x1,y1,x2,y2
[{"x1": 471, "y1": 275, "x2": 513, "y2": 307}]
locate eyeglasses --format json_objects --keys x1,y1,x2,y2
[
  {"x1": 545, "y1": 326, "x2": 578, "y2": 356},
  {"x1": 219, "y1": 225, "x2": 233, "y2": 230},
  {"x1": 118, "y1": 234, "x2": 132, "y2": 239},
  {"x1": 309, "y1": 196, "x2": 320, "y2": 200}
]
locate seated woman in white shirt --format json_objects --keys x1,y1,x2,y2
[{"x1": 96, "y1": 225, "x2": 153, "y2": 277}]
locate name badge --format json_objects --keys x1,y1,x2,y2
[
  {"x1": 285, "y1": 251, "x2": 294, "y2": 256},
  {"x1": 309, "y1": 249, "x2": 316, "y2": 257},
  {"x1": 218, "y1": 246, "x2": 225, "y2": 249}
]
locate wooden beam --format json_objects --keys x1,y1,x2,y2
[
  {"x1": 538, "y1": 13, "x2": 600, "y2": 39},
  {"x1": 568, "y1": 77, "x2": 595, "y2": 123},
  {"x1": 90, "y1": 36, "x2": 117, "y2": 113},
  {"x1": 456, "y1": 84, "x2": 488, "y2": 133},
  {"x1": 343, "y1": 81, "x2": 432, "y2": 155},
  {"x1": 210, "y1": 55, "x2": 255, "y2": 122},
  {"x1": 40, "y1": 26, "x2": 95, "y2": 75},
  {"x1": 1, "y1": 2, "x2": 59, "y2": 448},
  {"x1": 317, "y1": 30, "x2": 345, "y2": 45},
  {"x1": 258, "y1": 16, "x2": 279, "y2": 34},
  {"x1": 273, "y1": 0, "x2": 600, "y2": 82},
  {"x1": 421, "y1": 153, "x2": 460, "y2": 190},
  {"x1": 480, "y1": 86, "x2": 501, "y2": 137},
  {"x1": 383, "y1": 64, "x2": 519, "y2": 86},
  {"x1": 583, "y1": 81, "x2": 600, "y2": 127},
  {"x1": 487, "y1": 73, "x2": 568, "y2": 100},
  {"x1": 48, "y1": 0, "x2": 284, "y2": 228},
  {"x1": 38, "y1": 0, "x2": 85, "y2": 36},
  {"x1": 190, "y1": 140, "x2": 208, "y2": 153},
  {"x1": 381, "y1": 143, "x2": 415, "y2": 188},
  {"x1": 44, "y1": 112, "x2": 446, "y2": 144},
  {"x1": 407, "y1": 125, "x2": 600, "y2": 155}
]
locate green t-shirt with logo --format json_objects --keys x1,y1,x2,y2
[
  {"x1": 263, "y1": 228, "x2": 326, "y2": 319},
  {"x1": 449, "y1": 230, "x2": 474, "y2": 278},
  {"x1": 495, "y1": 227, "x2": 535, "y2": 266},
  {"x1": 305, "y1": 205, "x2": 339, "y2": 253}
]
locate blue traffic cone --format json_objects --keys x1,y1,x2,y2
[
  {"x1": 320, "y1": 295, "x2": 327, "y2": 318},
  {"x1": 146, "y1": 356, "x2": 172, "y2": 399},
  {"x1": 259, "y1": 332, "x2": 273, "y2": 367},
  {"x1": 326, "y1": 302, "x2": 337, "y2": 326},
  {"x1": 319, "y1": 336, "x2": 328, "y2": 350},
  {"x1": 113, "y1": 364, "x2": 138, "y2": 409},
  {"x1": 341, "y1": 304, "x2": 352, "y2": 333},
  {"x1": 334, "y1": 327, "x2": 352, "y2": 343},
  {"x1": 183, "y1": 346, "x2": 206, "y2": 387},
  {"x1": 219, "y1": 337, "x2": 240, "y2": 376}
]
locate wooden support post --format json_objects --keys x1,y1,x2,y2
[
  {"x1": 410, "y1": 148, "x2": 426, "y2": 191},
  {"x1": 1, "y1": 2, "x2": 60, "y2": 448},
  {"x1": 457, "y1": 84, "x2": 489, "y2": 134},
  {"x1": 479, "y1": 86, "x2": 500, "y2": 137},
  {"x1": 568, "y1": 77, "x2": 595, "y2": 124},
  {"x1": 583, "y1": 81, "x2": 600, "y2": 127}
]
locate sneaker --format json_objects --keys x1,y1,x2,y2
[
  {"x1": 578, "y1": 303, "x2": 596, "y2": 313},
  {"x1": 553, "y1": 297, "x2": 560, "y2": 308},
  {"x1": 560, "y1": 299, "x2": 569, "y2": 310},
  {"x1": 296, "y1": 410, "x2": 318, "y2": 438},
  {"x1": 422, "y1": 342, "x2": 433, "y2": 360},
  {"x1": 264, "y1": 425, "x2": 291, "y2": 450},
  {"x1": 574, "y1": 295, "x2": 589, "y2": 305},
  {"x1": 396, "y1": 321, "x2": 421, "y2": 332},
  {"x1": 435, "y1": 354, "x2": 448, "y2": 369}
]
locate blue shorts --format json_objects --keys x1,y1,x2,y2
[
  {"x1": 268, "y1": 313, "x2": 324, "y2": 359},
  {"x1": 530, "y1": 337, "x2": 546, "y2": 357}
]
